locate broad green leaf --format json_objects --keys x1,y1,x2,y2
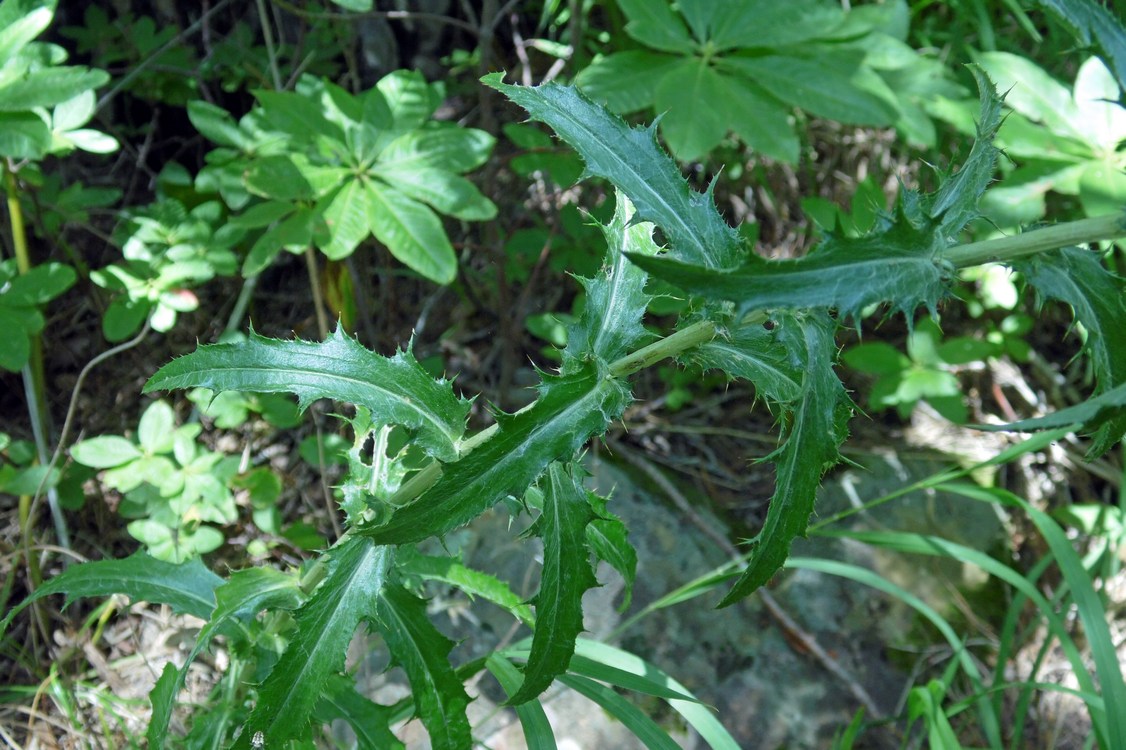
[
  {"x1": 509, "y1": 462, "x2": 598, "y2": 705},
  {"x1": 144, "y1": 327, "x2": 469, "y2": 462},
  {"x1": 653, "y1": 58, "x2": 730, "y2": 160},
  {"x1": 147, "y1": 566, "x2": 304, "y2": 746},
  {"x1": 2, "y1": 261, "x2": 75, "y2": 304},
  {"x1": 367, "y1": 180, "x2": 457, "y2": 284},
  {"x1": 374, "y1": 583, "x2": 472, "y2": 750},
  {"x1": 575, "y1": 51, "x2": 680, "y2": 114},
  {"x1": 0, "y1": 110, "x2": 51, "y2": 158},
  {"x1": 1014, "y1": 246, "x2": 1126, "y2": 457},
  {"x1": 0, "y1": 552, "x2": 221, "y2": 638},
  {"x1": 616, "y1": 0, "x2": 697, "y2": 54},
  {"x1": 719, "y1": 313, "x2": 849, "y2": 606},
  {"x1": 689, "y1": 320, "x2": 802, "y2": 404},
  {"x1": 703, "y1": 0, "x2": 845, "y2": 50},
  {"x1": 1078, "y1": 160, "x2": 1126, "y2": 217},
  {"x1": 720, "y1": 55, "x2": 898, "y2": 126},
  {"x1": 317, "y1": 179, "x2": 372, "y2": 260},
  {"x1": 379, "y1": 127, "x2": 495, "y2": 173},
  {"x1": 1072, "y1": 57, "x2": 1126, "y2": 150},
  {"x1": 1028, "y1": 0, "x2": 1126, "y2": 95},
  {"x1": 253, "y1": 88, "x2": 344, "y2": 143},
  {"x1": 0, "y1": 307, "x2": 31, "y2": 370},
  {"x1": 0, "y1": 5, "x2": 52, "y2": 63},
  {"x1": 137, "y1": 400, "x2": 175, "y2": 454},
  {"x1": 232, "y1": 537, "x2": 391, "y2": 749},
  {"x1": 244, "y1": 155, "x2": 317, "y2": 202},
  {"x1": 485, "y1": 73, "x2": 742, "y2": 271},
  {"x1": 559, "y1": 674, "x2": 682, "y2": 750},
  {"x1": 397, "y1": 548, "x2": 534, "y2": 624},
  {"x1": 974, "y1": 52, "x2": 1085, "y2": 142},
  {"x1": 313, "y1": 674, "x2": 404, "y2": 750},
  {"x1": 486, "y1": 655, "x2": 557, "y2": 750},
  {"x1": 565, "y1": 193, "x2": 656, "y2": 365},
  {"x1": 721, "y1": 76, "x2": 800, "y2": 164},
  {"x1": 0, "y1": 67, "x2": 107, "y2": 111},
  {"x1": 70, "y1": 435, "x2": 142, "y2": 468},
  {"x1": 360, "y1": 361, "x2": 632, "y2": 544},
  {"x1": 374, "y1": 165, "x2": 497, "y2": 221},
  {"x1": 187, "y1": 100, "x2": 246, "y2": 149},
  {"x1": 377, "y1": 69, "x2": 438, "y2": 131}
]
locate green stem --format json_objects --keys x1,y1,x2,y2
[
  {"x1": 944, "y1": 211, "x2": 1126, "y2": 268},
  {"x1": 298, "y1": 318, "x2": 723, "y2": 593}
]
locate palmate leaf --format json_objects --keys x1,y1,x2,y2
[
  {"x1": 719, "y1": 312, "x2": 850, "y2": 607},
  {"x1": 0, "y1": 552, "x2": 220, "y2": 638},
  {"x1": 144, "y1": 327, "x2": 469, "y2": 462},
  {"x1": 358, "y1": 361, "x2": 631, "y2": 544},
  {"x1": 509, "y1": 462, "x2": 600, "y2": 705},
  {"x1": 484, "y1": 72, "x2": 742, "y2": 271},
  {"x1": 232, "y1": 537, "x2": 392, "y2": 749},
  {"x1": 1013, "y1": 245, "x2": 1126, "y2": 457},
  {"x1": 565, "y1": 192, "x2": 657, "y2": 365},
  {"x1": 374, "y1": 584, "x2": 472, "y2": 750}
]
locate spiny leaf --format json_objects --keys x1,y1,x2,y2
[
  {"x1": 687, "y1": 318, "x2": 802, "y2": 404},
  {"x1": 1, "y1": 552, "x2": 220, "y2": 638},
  {"x1": 1030, "y1": 0, "x2": 1126, "y2": 90},
  {"x1": 1013, "y1": 245, "x2": 1126, "y2": 457},
  {"x1": 484, "y1": 72, "x2": 742, "y2": 271},
  {"x1": 628, "y1": 208, "x2": 948, "y2": 321},
  {"x1": 232, "y1": 537, "x2": 392, "y2": 749},
  {"x1": 144, "y1": 327, "x2": 469, "y2": 462},
  {"x1": 509, "y1": 462, "x2": 599, "y2": 705},
  {"x1": 313, "y1": 674, "x2": 404, "y2": 750},
  {"x1": 565, "y1": 192, "x2": 657, "y2": 366},
  {"x1": 374, "y1": 584, "x2": 472, "y2": 750},
  {"x1": 719, "y1": 312, "x2": 850, "y2": 607},
  {"x1": 975, "y1": 378, "x2": 1126, "y2": 437},
  {"x1": 584, "y1": 491, "x2": 637, "y2": 612},
  {"x1": 358, "y1": 361, "x2": 631, "y2": 544},
  {"x1": 148, "y1": 567, "x2": 304, "y2": 746},
  {"x1": 397, "y1": 547, "x2": 534, "y2": 625}
]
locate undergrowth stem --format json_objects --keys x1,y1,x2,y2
[{"x1": 944, "y1": 211, "x2": 1126, "y2": 267}]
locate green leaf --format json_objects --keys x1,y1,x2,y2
[
  {"x1": 1014, "y1": 246, "x2": 1126, "y2": 456},
  {"x1": 720, "y1": 75, "x2": 800, "y2": 164},
  {"x1": 0, "y1": 66, "x2": 108, "y2": 112},
  {"x1": 575, "y1": 51, "x2": 680, "y2": 114},
  {"x1": 720, "y1": 55, "x2": 898, "y2": 126},
  {"x1": 377, "y1": 69, "x2": 438, "y2": 131},
  {"x1": 186, "y1": 100, "x2": 246, "y2": 149},
  {"x1": 2, "y1": 262, "x2": 76, "y2": 305},
  {"x1": 974, "y1": 369, "x2": 1126, "y2": 442},
  {"x1": 397, "y1": 548, "x2": 534, "y2": 624},
  {"x1": 705, "y1": 0, "x2": 845, "y2": 50},
  {"x1": 379, "y1": 127, "x2": 495, "y2": 173},
  {"x1": 313, "y1": 674, "x2": 404, "y2": 750},
  {"x1": 316, "y1": 178, "x2": 371, "y2": 260},
  {"x1": 253, "y1": 88, "x2": 344, "y2": 143},
  {"x1": 689, "y1": 320, "x2": 802, "y2": 404},
  {"x1": 975, "y1": 52, "x2": 1084, "y2": 141},
  {"x1": 373, "y1": 583, "x2": 472, "y2": 750},
  {"x1": 616, "y1": 0, "x2": 697, "y2": 54},
  {"x1": 137, "y1": 400, "x2": 176, "y2": 454},
  {"x1": 1030, "y1": 0, "x2": 1126, "y2": 93},
  {"x1": 559, "y1": 674, "x2": 682, "y2": 750},
  {"x1": 144, "y1": 327, "x2": 469, "y2": 463},
  {"x1": 374, "y1": 165, "x2": 497, "y2": 221},
  {"x1": 509, "y1": 463, "x2": 598, "y2": 705},
  {"x1": 565, "y1": 193, "x2": 656, "y2": 365},
  {"x1": 486, "y1": 655, "x2": 557, "y2": 750},
  {"x1": 367, "y1": 180, "x2": 458, "y2": 284},
  {"x1": 653, "y1": 58, "x2": 730, "y2": 160},
  {"x1": 719, "y1": 312, "x2": 849, "y2": 606},
  {"x1": 148, "y1": 566, "x2": 304, "y2": 746},
  {"x1": 583, "y1": 492, "x2": 637, "y2": 612},
  {"x1": 0, "y1": 110, "x2": 51, "y2": 159},
  {"x1": 70, "y1": 435, "x2": 142, "y2": 468},
  {"x1": 244, "y1": 155, "x2": 317, "y2": 202},
  {"x1": 0, "y1": 5, "x2": 52, "y2": 63},
  {"x1": 0, "y1": 552, "x2": 221, "y2": 638},
  {"x1": 360, "y1": 361, "x2": 632, "y2": 544},
  {"x1": 232, "y1": 537, "x2": 392, "y2": 749},
  {"x1": 485, "y1": 74, "x2": 742, "y2": 271}
]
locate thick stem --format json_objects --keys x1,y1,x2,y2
[{"x1": 944, "y1": 211, "x2": 1126, "y2": 268}]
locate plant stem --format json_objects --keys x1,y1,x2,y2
[
  {"x1": 304, "y1": 246, "x2": 330, "y2": 340},
  {"x1": 610, "y1": 319, "x2": 717, "y2": 378},
  {"x1": 944, "y1": 211, "x2": 1126, "y2": 267}
]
